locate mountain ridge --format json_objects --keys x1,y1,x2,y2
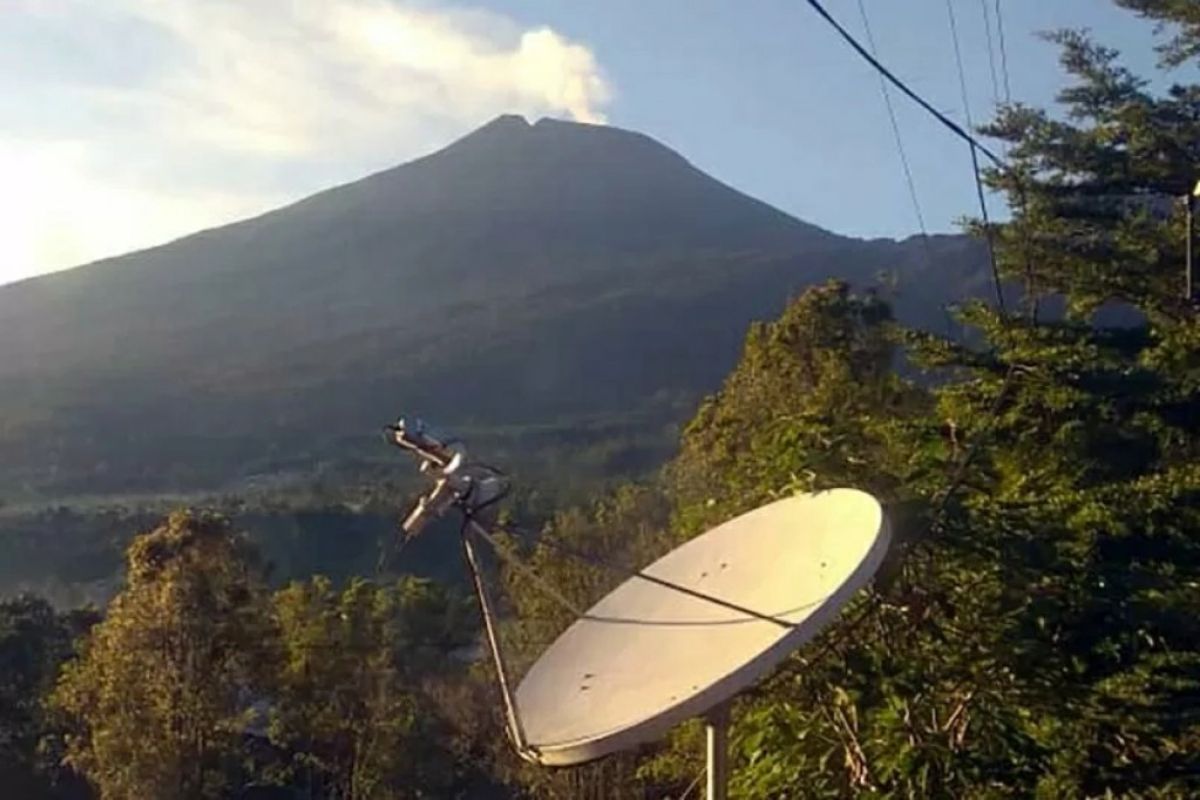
[{"x1": 0, "y1": 115, "x2": 989, "y2": 500}]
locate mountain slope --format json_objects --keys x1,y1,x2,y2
[{"x1": 0, "y1": 115, "x2": 988, "y2": 500}]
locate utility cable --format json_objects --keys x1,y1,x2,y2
[
  {"x1": 945, "y1": 0, "x2": 976, "y2": 131},
  {"x1": 800, "y1": 0, "x2": 1003, "y2": 168},
  {"x1": 803, "y1": 0, "x2": 1009, "y2": 312},
  {"x1": 473, "y1": 515, "x2": 797, "y2": 630},
  {"x1": 855, "y1": 0, "x2": 931, "y2": 249},
  {"x1": 945, "y1": 0, "x2": 1006, "y2": 313},
  {"x1": 994, "y1": 0, "x2": 1013, "y2": 103},
  {"x1": 971, "y1": 143, "x2": 1007, "y2": 314},
  {"x1": 854, "y1": 0, "x2": 951, "y2": 336},
  {"x1": 979, "y1": 0, "x2": 1002, "y2": 105}
]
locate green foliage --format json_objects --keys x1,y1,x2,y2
[
  {"x1": 10, "y1": 5, "x2": 1200, "y2": 799},
  {"x1": 50, "y1": 511, "x2": 275, "y2": 800},
  {"x1": 670, "y1": 280, "x2": 931, "y2": 535},
  {"x1": 0, "y1": 595, "x2": 95, "y2": 799},
  {"x1": 499, "y1": 6, "x2": 1200, "y2": 796},
  {"x1": 268, "y1": 575, "x2": 477, "y2": 799},
  {"x1": 1116, "y1": 0, "x2": 1200, "y2": 67},
  {"x1": 959, "y1": 13, "x2": 1200, "y2": 792}
]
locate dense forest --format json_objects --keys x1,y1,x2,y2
[{"x1": 4, "y1": 2, "x2": 1200, "y2": 797}]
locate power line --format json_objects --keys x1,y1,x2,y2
[
  {"x1": 994, "y1": 0, "x2": 1013, "y2": 103},
  {"x1": 801, "y1": 0, "x2": 1007, "y2": 311},
  {"x1": 465, "y1": 507, "x2": 801, "y2": 629},
  {"x1": 800, "y1": 0, "x2": 1004, "y2": 168},
  {"x1": 979, "y1": 0, "x2": 1002, "y2": 105},
  {"x1": 944, "y1": 0, "x2": 1007, "y2": 313},
  {"x1": 944, "y1": 0, "x2": 976, "y2": 130},
  {"x1": 942, "y1": 0, "x2": 1007, "y2": 313},
  {"x1": 970, "y1": 143, "x2": 1007, "y2": 314},
  {"x1": 855, "y1": 0, "x2": 931, "y2": 246}
]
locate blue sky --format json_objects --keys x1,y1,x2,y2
[
  {"x1": 0, "y1": 1, "x2": 1172, "y2": 285},
  {"x1": 514, "y1": 1, "x2": 1162, "y2": 234}
]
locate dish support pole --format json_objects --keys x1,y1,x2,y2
[{"x1": 705, "y1": 702, "x2": 731, "y2": 800}]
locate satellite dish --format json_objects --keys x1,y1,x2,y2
[
  {"x1": 514, "y1": 489, "x2": 889, "y2": 785},
  {"x1": 383, "y1": 422, "x2": 889, "y2": 799}
]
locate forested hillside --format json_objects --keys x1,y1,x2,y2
[
  {"x1": 0, "y1": 95, "x2": 990, "y2": 602},
  {"x1": 3, "y1": 1, "x2": 1200, "y2": 798},
  {"x1": 0, "y1": 114, "x2": 988, "y2": 503}
]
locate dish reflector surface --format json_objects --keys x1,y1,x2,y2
[{"x1": 514, "y1": 488, "x2": 889, "y2": 766}]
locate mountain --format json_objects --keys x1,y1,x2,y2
[{"x1": 0, "y1": 115, "x2": 990, "y2": 502}]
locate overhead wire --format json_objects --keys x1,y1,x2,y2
[
  {"x1": 944, "y1": 0, "x2": 1007, "y2": 314},
  {"x1": 800, "y1": 0, "x2": 1003, "y2": 168},
  {"x1": 970, "y1": 144, "x2": 1007, "y2": 314},
  {"x1": 795, "y1": 0, "x2": 1032, "y2": 658},
  {"x1": 854, "y1": 0, "x2": 931, "y2": 250},
  {"x1": 853, "y1": 0, "x2": 961, "y2": 339},
  {"x1": 994, "y1": 0, "x2": 1013, "y2": 104},
  {"x1": 390, "y1": 1, "x2": 1038, "y2": 746},
  {"x1": 803, "y1": 0, "x2": 1007, "y2": 313},
  {"x1": 944, "y1": 0, "x2": 976, "y2": 130},
  {"x1": 979, "y1": 0, "x2": 1002, "y2": 105}
]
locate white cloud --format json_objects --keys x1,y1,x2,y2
[{"x1": 0, "y1": 0, "x2": 612, "y2": 286}]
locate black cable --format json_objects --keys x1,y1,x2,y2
[
  {"x1": 971, "y1": 143, "x2": 1008, "y2": 314},
  {"x1": 994, "y1": 0, "x2": 1013, "y2": 104},
  {"x1": 855, "y1": 0, "x2": 931, "y2": 248},
  {"x1": 805, "y1": 0, "x2": 1009, "y2": 313},
  {"x1": 942, "y1": 0, "x2": 1007, "y2": 313},
  {"x1": 800, "y1": 0, "x2": 1004, "y2": 168},
  {"x1": 945, "y1": 0, "x2": 976, "y2": 131},
  {"x1": 979, "y1": 0, "x2": 1002, "y2": 105},
  {"x1": 529, "y1": 533, "x2": 797, "y2": 630},
  {"x1": 475, "y1": 515, "x2": 798, "y2": 629}
]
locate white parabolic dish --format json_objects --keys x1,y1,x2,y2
[{"x1": 514, "y1": 488, "x2": 890, "y2": 766}]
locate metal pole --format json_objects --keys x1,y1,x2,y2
[
  {"x1": 461, "y1": 519, "x2": 528, "y2": 754},
  {"x1": 705, "y1": 703, "x2": 731, "y2": 800}
]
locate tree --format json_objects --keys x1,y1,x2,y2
[
  {"x1": 961, "y1": 9, "x2": 1200, "y2": 793},
  {"x1": 711, "y1": 5, "x2": 1200, "y2": 794},
  {"x1": 50, "y1": 511, "x2": 274, "y2": 800},
  {"x1": 1116, "y1": 0, "x2": 1200, "y2": 67},
  {"x1": 497, "y1": 6, "x2": 1200, "y2": 795},
  {"x1": 669, "y1": 279, "x2": 927, "y2": 536},
  {"x1": 268, "y1": 575, "x2": 477, "y2": 799},
  {"x1": 0, "y1": 595, "x2": 95, "y2": 799},
  {"x1": 660, "y1": 281, "x2": 1041, "y2": 798}
]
